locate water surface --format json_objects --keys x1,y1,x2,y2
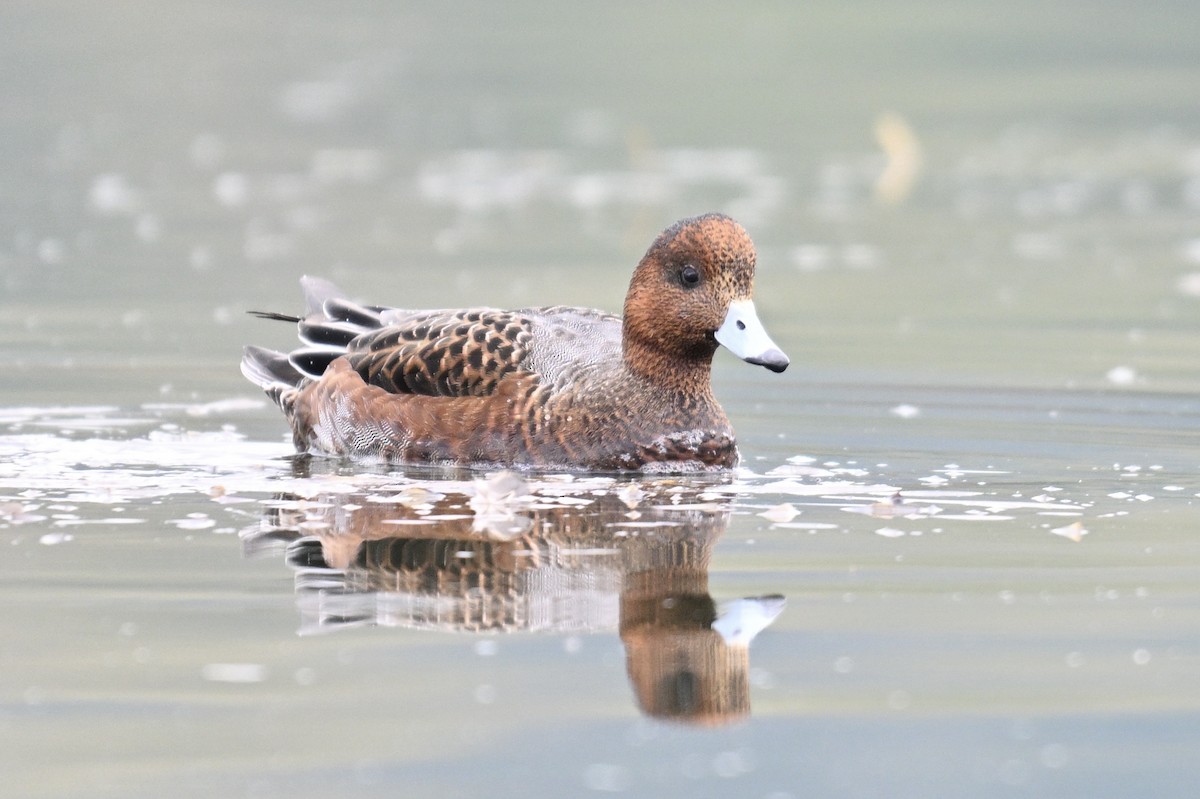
[{"x1": 3, "y1": 3, "x2": 1200, "y2": 798}]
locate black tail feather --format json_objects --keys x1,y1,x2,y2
[
  {"x1": 298, "y1": 320, "x2": 361, "y2": 348},
  {"x1": 289, "y1": 348, "x2": 343, "y2": 379},
  {"x1": 323, "y1": 298, "x2": 385, "y2": 328},
  {"x1": 243, "y1": 277, "x2": 391, "y2": 392},
  {"x1": 249, "y1": 310, "x2": 302, "y2": 323},
  {"x1": 241, "y1": 345, "x2": 305, "y2": 391}
]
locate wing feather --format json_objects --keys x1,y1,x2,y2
[{"x1": 345, "y1": 309, "x2": 535, "y2": 397}]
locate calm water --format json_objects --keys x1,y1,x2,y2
[{"x1": 3, "y1": 3, "x2": 1200, "y2": 797}]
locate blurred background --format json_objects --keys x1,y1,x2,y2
[
  {"x1": 4, "y1": 1, "x2": 1200, "y2": 407},
  {"x1": 3, "y1": 4, "x2": 1200, "y2": 798}
]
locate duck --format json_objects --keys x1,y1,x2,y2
[{"x1": 241, "y1": 213, "x2": 789, "y2": 472}]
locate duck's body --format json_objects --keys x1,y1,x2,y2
[{"x1": 242, "y1": 213, "x2": 788, "y2": 472}]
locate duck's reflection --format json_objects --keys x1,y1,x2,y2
[{"x1": 242, "y1": 472, "x2": 784, "y2": 725}]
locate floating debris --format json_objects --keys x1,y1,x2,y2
[
  {"x1": 0, "y1": 502, "x2": 45, "y2": 524},
  {"x1": 470, "y1": 471, "x2": 529, "y2": 506},
  {"x1": 1050, "y1": 521, "x2": 1088, "y2": 542},
  {"x1": 869, "y1": 493, "x2": 905, "y2": 515},
  {"x1": 469, "y1": 471, "x2": 533, "y2": 539},
  {"x1": 170, "y1": 513, "x2": 216, "y2": 530},
  {"x1": 614, "y1": 483, "x2": 646, "y2": 509},
  {"x1": 851, "y1": 492, "x2": 943, "y2": 519},
  {"x1": 367, "y1": 486, "x2": 445, "y2": 509},
  {"x1": 758, "y1": 503, "x2": 800, "y2": 524},
  {"x1": 773, "y1": 521, "x2": 839, "y2": 531},
  {"x1": 878, "y1": 494, "x2": 940, "y2": 518},
  {"x1": 764, "y1": 463, "x2": 837, "y2": 478}
]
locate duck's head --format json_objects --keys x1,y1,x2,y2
[{"x1": 623, "y1": 213, "x2": 789, "y2": 375}]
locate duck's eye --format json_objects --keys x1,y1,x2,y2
[{"x1": 680, "y1": 264, "x2": 700, "y2": 287}]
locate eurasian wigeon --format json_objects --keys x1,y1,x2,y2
[{"x1": 242, "y1": 213, "x2": 788, "y2": 471}]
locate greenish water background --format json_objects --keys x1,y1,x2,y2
[{"x1": 2, "y1": 3, "x2": 1200, "y2": 797}]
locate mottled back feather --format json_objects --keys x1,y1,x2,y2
[{"x1": 345, "y1": 309, "x2": 536, "y2": 397}]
